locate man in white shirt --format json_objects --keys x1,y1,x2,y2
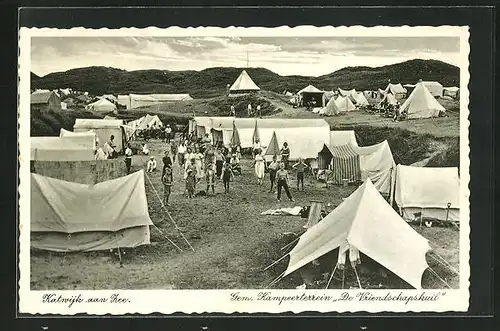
[
  {"x1": 165, "y1": 124, "x2": 172, "y2": 143},
  {"x1": 125, "y1": 143, "x2": 133, "y2": 174},
  {"x1": 247, "y1": 103, "x2": 252, "y2": 116},
  {"x1": 142, "y1": 143, "x2": 150, "y2": 155},
  {"x1": 147, "y1": 156, "x2": 157, "y2": 173},
  {"x1": 256, "y1": 104, "x2": 261, "y2": 117}
]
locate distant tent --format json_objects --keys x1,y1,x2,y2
[
  {"x1": 281, "y1": 179, "x2": 431, "y2": 289},
  {"x1": 59, "y1": 128, "x2": 98, "y2": 149},
  {"x1": 229, "y1": 70, "x2": 260, "y2": 94},
  {"x1": 86, "y1": 98, "x2": 117, "y2": 112},
  {"x1": 335, "y1": 95, "x2": 356, "y2": 112},
  {"x1": 30, "y1": 170, "x2": 153, "y2": 252},
  {"x1": 31, "y1": 137, "x2": 95, "y2": 161},
  {"x1": 379, "y1": 93, "x2": 399, "y2": 107},
  {"x1": 138, "y1": 114, "x2": 163, "y2": 130},
  {"x1": 117, "y1": 95, "x2": 130, "y2": 109},
  {"x1": 421, "y1": 81, "x2": 443, "y2": 97},
  {"x1": 298, "y1": 85, "x2": 325, "y2": 107},
  {"x1": 323, "y1": 90, "x2": 336, "y2": 102},
  {"x1": 384, "y1": 83, "x2": 407, "y2": 99},
  {"x1": 318, "y1": 97, "x2": 341, "y2": 116},
  {"x1": 398, "y1": 82, "x2": 445, "y2": 119},
  {"x1": 394, "y1": 165, "x2": 460, "y2": 222},
  {"x1": 338, "y1": 88, "x2": 356, "y2": 98},
  {"x1": 230, "y1": 121, "x2": 241, "y2": 147},
  {"x1": 355, "y1": 141, "x2": 396, "y2": 195},
  {"x1": 443, "y1": 86, "x2": 460, "y2": 99},
  {"x1": 264, "y1": 131, "x2": 280, "y2": 157},
  {"x1": 354, "y1": 92, "x2": 370, "y2": 107},
  {"x1": 377, "y1": 88, "x2": 387, "y2": 99}
]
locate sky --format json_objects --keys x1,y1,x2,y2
[{"x1": 31, "y1": 36, "x2": 461, "y2": 77}]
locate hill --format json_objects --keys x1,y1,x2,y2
[{"x1": 31, "y1": 59, "x2": 459, "y2": 98}]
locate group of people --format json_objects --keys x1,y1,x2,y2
[{"x1": 227, "y1": 103, "x2": 263, "y2": 117}]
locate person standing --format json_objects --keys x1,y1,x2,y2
[
  {"x1": 292, "y1": 157, "x2": 307, "y2": 191},
  {"x1": 162, "y1": 150, "x2": 172, "y2": 169},
  {"x1": 280, "y1": 142, "x2": 290, "y2": 169},
  {"x1": 276, "y1": 162, "x2": 294, "y2": 202},
  {"x1": 185, "y1": 158, "x2": 197, "y2": 198},
  {"x1": 193, "y1": 147, "x2": 204, "y2": 182},
  {"x1": 247, "y1": 103, "x2": 252, "y2": 117},
  {"x1": 147, "y1": 156, "x2": 157, "y2": 173},
  {"x1": 170, "y1": 140, "x2": 178, "y2": 163},
  {"x1": 267, "y1": 154, "x2": 279, "y2": 193},
  {"x1": 165, "y1": 124, "x2": 172, "y2": 143},
  {"x1": 215, "y1": 148, "x2": 225, "y2": 177},
  {"x1": 230, "y1": 104, "x2": 236, "y2": 116},
  {"x1": 205, "y1": 164, "x2": 216, "y2": 195},
  {"x1": 254, "y1": 150, "x2": 266, "y2": 185},
  {"x1": 204, "y1": 144, "x2": 215, "y2": 172},
  {"x1": 177, "y1": 141, "x2": 187, "y2": 168},
  {"x1": 221, "y1": 161, "x2": 234, "y2": 194},
  {"x1": 161, "y1": 165, "x2": 173, "y2": 205},
  {"x1": 124, "y1": 143, "x2": 133, "y2": 174},
  {"x1": 256, "y1": 104, "x2": 261, "y2": 117}
]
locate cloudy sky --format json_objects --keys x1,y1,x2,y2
[{"x1": 31, "y1": 36, "x2": 460, "y2": 77}]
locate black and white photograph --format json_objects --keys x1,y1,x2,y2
[{"x1": 18, "y1": 25, "x2": 470, "y2": 314}]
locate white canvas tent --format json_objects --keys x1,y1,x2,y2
[
  {"x1": 59, "y1": 128, "x2": 98, "y2": 149},
  {"x1": 30, "y1": 170, "x2": 153, "y2": 252},
  {"x1": 443, "y1": 86, "x2": 460, "y2": 99},
  {"x1": 355, "y1": 141, "x2": 396, "y2": 195},
  {"x1": 384, "y1": 83, "x2": 407, "y2": 98},
  {"x1": 330, "y1": 130, "x2": 357, "y2": 147},
  {"x1": 394, "y1": 165, "x2": 460, "y2": 222},
  {"x1": 74, "y1": 119, "x2": 126, "y2": 152},
  {"x1": 318, "y1": 97, "x2": 341, "y2": 116},
  {"x1": 298, "y1": 85, "x2": 325, "y2": 107},
  {"x1": 335, "y1": 95, "x2": 356, "y2": 112},
  {"x1": 379, "y1": 93, "x2": 399, "y2": 107},
  {"x1": 31, "y1": 137, "x2": 95, "y2": 161},
  {"x1": 281, "y1": 179, "x2": 431, "y2": 289},
  {"x1": 86, "y1": 98, "x2": 117, "y2": 112},
  {"x1": 421, "y1": 81, "x2": 443, "y2": 97},
  {"x1": 229, "y1": 70, "x2": 260, "y2": 93},
  {"x1": 354, "y1": 92, "x2": 370, "y2": 107},
  {"x1": 398, "y1": 82, "x2": 445, "y2": 119},
  {"x1": 258, "y1": 119, "x2": 330, "y2": 160}
]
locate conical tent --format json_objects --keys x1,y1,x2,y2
[
  {"x1": 252, "y1": 119, "x2": 260, "y2": 144},
  {"x1": 229, "y1": 70, "x2": 260, "y2": 93},
  {"x1": 379, "y1": 93, "x2": 399, "y2": 107},
  {"x1": 282, "y1": 179, "x2": 431, "y2": 289},
  {"x1": 264, "y1": 131, "x2": 280, "y2": 156},
  {"x1": 319, "y1": 97, "x2": 341, "y2": 116},
  {"x1": 354, "y1": 92, "x2": 370, "y2": 107},
  {"x1": 230, "y1": 120, "x2": 241, "y2": 147},
  {"x1": 335, "y1": 95, "x2": 356, "y2": 112},
  {"x1": 398, "y1": 82, "x2": 445, "y2": 119}
]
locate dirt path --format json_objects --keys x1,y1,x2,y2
[{"x1": 410, "y1": 140, "x2": 449, "y2": 167}]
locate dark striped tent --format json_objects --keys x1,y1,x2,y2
[{"x1": 320, "y1": 144, "x2": 361, "y2": 184}]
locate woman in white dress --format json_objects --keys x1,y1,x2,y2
[
  {"x1": 254, "y1": 149, "x2": 266, "y2": 185},
  {"x1": 193, "y1": 146, "x2": 205, "y2": 181}
]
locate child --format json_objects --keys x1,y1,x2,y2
[
  {"x1": 292, "y1": 157, "x2": 307, "y2": 191},
  {"x1": 206, "y1": 164, "x2": 216, "y2": 195},
  {"x1": 147, "y1": 156, "x2": 157, "y2": 173},
  {"x1": 267, "y1": 155, "x2": 279, "y2": 193},
  {"x1": 185, "y1": 168, "x2": 196, "y2": 198},
  {"x1": 161, "y1": 166, "x2": 173, "y2": 205},
  {"x1": 276, "y1": 162, "x2": 294, "y2": 202},
  {"x1": 221, "y1": 161, "x2": 234, "y2": 194}
]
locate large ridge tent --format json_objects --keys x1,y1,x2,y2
[
  {"x1": 356, "y1": 141, "x2": 395, "y2": 195},
  {"x1": 229, "y1": 70, "x2": 260, "y2": 94},
  {"x1": 384, "y1": 83, "x2": 407, "y2": 99},
  {"x1": 298, "y1": 85, "x2": 325, "y2": 107},
  {"x1": 318, "y1": 96, "x2": 341, "y2": 116},
  {"x1": 86, "y1": 98, "x2": 117, "y2": 112},
  {"x1": 74, "y1": 119, "x2": 126, "y2": 152},
  {"x1": 281, "y1": 179, "x2": 431, "y2": 289},
  {"x1": 398, "y1": 82, "x2": 445, "y2": 119},
  {"x1": 394, "y1": 164, "x2": 460, "y2": 222},
  {"x1": 59, "y1": 128, "x2": 98, "y2": 150},
  {"x1": 138, "y1": 114, "x2": 164, "y2": 130},
  {"x1": 31, "y1": 170, "x2": 153, "y2": 252},
  {"x1": 31, "y1": 137, "x2": 96, "y2": 161},
  {"x1": 335, "y1": 95, "x2": 356, "y2": 112},
  {"x1": 258, "y1": 119, "x2": 330, "y2": 160}
]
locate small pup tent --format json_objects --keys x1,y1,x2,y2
[
  {"x1": 31, "y1": 137, "x2": 95, "y2": 161},
  {"x1": 281, "y1": 179, "x2": 432, "y2": 289},
  {"x1": 398, "y1": 82, "x2": 445, "y2": 119},
  {"x1": 30, "y1": 170, "x2": 153, "y2": 252},
  {"x1": 335, "y1": 95, "x2": 356, "y2": 112},
  {"x1": 86, "y1": 98, "x2": 117, "y2": 112},
  {"x1": 74, "y1": 119, "x2": 126, "y2": 152},
  {"x1": 394, "y1": 165, "x2": 460, "y2": 222},
  {"x1": 229, "y1": 70, "x2": 260, "y2": 94},
  {"x1": 318, "y1": 96, "x2": 341, "y2": 116}
]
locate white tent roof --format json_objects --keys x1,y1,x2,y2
[
  {"x1": 283, "y1": 179, "x2": 431, "y2": 289},
  {"x1": 385, "y1": 83, "x2": 407, "y2": 94},
  {"x1": 319, "y1": 96, "x2": 341, "y2": 116},
  {"x1": 298, "y1": 85, "x2": 324, "y2": 94},
  {"x1": 74, "y1": 119, "x2": 124, "y2": 129},
  {"x1": 443, "y1": 86, "x2": 459, "y2": 92},
  {"x1": 59, "y1": 128, "x2": 98, "y2": 148},
  {"x1": 379, "y1": 93, "x2": 399, "y2": 106},
  {"x1": 31, "y1": 136, "x2": 95, "y2": 161},
  {"x1": 398, "y1": 82, "x2": 445, "y2": 119},
  {"x1": 335, "y1": 95, "x2": 356, "y2": 112},
  {"x1": 355, "y1": 141, "x2": 395, "y2": 195},
  {"x1": 354, "y1": 92, "x2": 370, "y2": 106},
  {"x1": 330, "y1": 130, "x2": 357, "y2": 147},
  {"x1": 229, "y1": 70, "x2": 260, "y2": 92},
  {"x1": 87, "y1": 98, "x2": 117, "y2": 112},
  {"x1": 395, "y1": 164, "x2": 460, "y2": 210}
]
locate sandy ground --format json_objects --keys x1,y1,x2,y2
[{"x1": 30, "y1": 139, "x2": 459, "y2": 290}]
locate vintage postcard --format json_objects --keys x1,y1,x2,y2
[{"x1": 18, "y1": 25, "x2": 470, "y2": 314}]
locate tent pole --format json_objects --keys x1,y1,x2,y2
[
  {"x1": 430, "y1": 251, "x2": 459, "y2": 275},
  {"x1": 280, "y1": 236, "x2": 300, "y2": 252},
  {"x1": 117, "y1": 246, "x2": 123, "y2": 267},
  {"x1": 341, "y1": 269, "x2": 345, "y2": 289},
  {"x1": 262, "y1": 254, "x2": 289, "y2": 271},
  {"x1": 264, "y1": 271, "x2": 285, "y2": 289},
  {"x1": 353, "y1": 264, "x2": 362, "y2": 289},
  {"x1": 428, "y1": 266, "x2": 452, "y2": 289},
  {"x1": 325, "y1": 264, "x2": 338, "y2": 289}
]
